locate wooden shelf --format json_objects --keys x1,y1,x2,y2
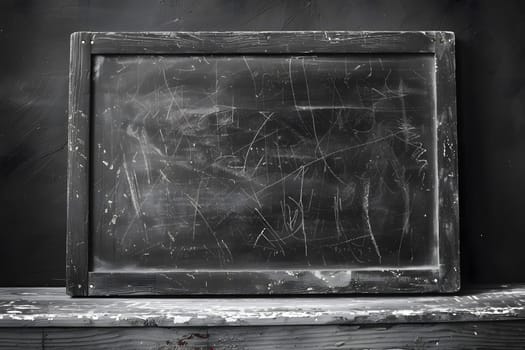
[{"x1": 1, "y1": 285, "x2": 524, "y2": 328}]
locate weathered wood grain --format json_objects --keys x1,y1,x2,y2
[
  {"x1": 0, "y1": 286, "x2": 524, "y2": 328},
  {"x1": 88, "y1": 269, "x2": 440, "y2": 296},
  {"x1": 66, "y1": 32, "x2": 92, "y2": 297},
  {"x1": 90, "y1": 31, "x2": 438, "y2": 54},
  {"x1": 206, "y1": 322, "x2": 525, "y2": 349},
  {"x1": 0, "y1": 329, "x2": 43, "y2": 350},
  {"x1": 2, "y1": 322, "x2": 525, "y2": 349},
  {"x1": 43, "y1": 328, "x2": 209, "y2": 349},
  {"x1": 434, "y1": 31, "x2": 460, "y2": 293}
]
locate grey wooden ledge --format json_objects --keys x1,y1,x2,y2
[{"x1": 1, "y1": 285, "x2": 524, "y2": 328}]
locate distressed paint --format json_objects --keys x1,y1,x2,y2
[{"x1": 1, "y1": 286, "x2": 524, "y2": 327}]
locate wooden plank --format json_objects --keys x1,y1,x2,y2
[
  {"x1": 2, "y1": 322, "x2": 525, "y2": 349},
  {"x1": 434, "y1": 31, "x2": 460, "y2": 292},
  {"x1": 0, "y1": 286, "x2": 524, "y2": 328},
  {"x1": 87, "y1": 269, "x2": 440, "y2": 296},
  {"x1": 0, "y1": 329, "x2": 42, "y2": 349},
  {"x1": 205, "y1": 322, "x2": 525, "y2": 350},
  {"x1": 90, "y1": 31, "x2": 438, "y2": 54},
  {"x1": 43, "y1": 328, "x2": 208, "y2": 349},
  {"x1": 66, "y1": 32, "x2": 92, "y2": 297}
]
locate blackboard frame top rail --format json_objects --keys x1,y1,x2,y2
[
  {"x1": 69, "y1": 31, "x2": 455, "y2": 54},
  {"x1": 72, "y1": 30, "x2": 455, "y2": 35}
]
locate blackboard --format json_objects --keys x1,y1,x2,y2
[{"x1": 67, "y1": 32, "x2": 459, "y2": 295}]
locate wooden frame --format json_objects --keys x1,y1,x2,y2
[{"x1": 67, "y1": 31, "x2": 459, "y2": 296}]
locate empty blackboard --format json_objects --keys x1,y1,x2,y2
[{"x1": 67, "y1": 32, "x2": 459, "y2": 295}]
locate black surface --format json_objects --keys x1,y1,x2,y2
[
  {"x1": 92, "y1": 54, "x2": 437, "y2": 270},
  {"x1": 0, "y1": 0, "x2": 524, "y2": 286}
]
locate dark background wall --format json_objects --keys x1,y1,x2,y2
[{"x1": 0, "y1": 0, "x2": 524, "y2": 287}]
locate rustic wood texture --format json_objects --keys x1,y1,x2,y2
[
  {"x1": 66, "y1": 32, "x2": 92, "y2": 296},
  {"x1": 67, "y1": 31, "x2": 459, "y2": 295},
  {"x1": 1, "y1": 286, "x2": 524, "y2": 328},
  {"x1": 0, "y1": 329, "x2": 43, "y2": 350},
  {"x1": 1, "y1": 322, "x2": 525, "y2": 349},
  {"x1": 87, "y1": 269, "x2": 441, "y2": 296},
  {"x1": 434, "y1": 31, "x2": 460, "y2": 292},
  {"x1": 90, "y1": 31, "x2": 438, "y2": 54}
]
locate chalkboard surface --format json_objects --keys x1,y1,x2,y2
[
  {"x1": 67, "y1": 32, "x2": 458, "y2": 295},
  {"x1": 92, "y1": 54, "x2": 437, "y2": 270}
]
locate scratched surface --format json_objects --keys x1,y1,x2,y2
[
  {"x1": 91, "y1": 54, "x2": 437, "y2": 270},
  {"x1": 1, "y1": 285, "x2": 525, "y2": 326}
]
